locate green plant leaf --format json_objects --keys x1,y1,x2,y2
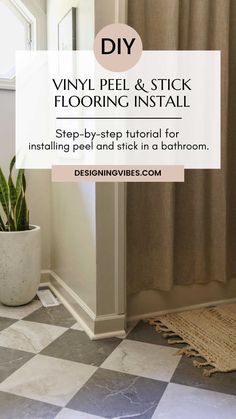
[
  {"x1": 9, "y1": 156, "x2": 16, "y2": 174},
  {"x1": 8, "y1": 157, "x2": 17, "y2": 231},
  {"x1": 14, "y1": 191, "x2": 23, "y2": 230},
  {"x1": 8, "y1": 176, "x2": 17, "y2": 211},
  {"x1": 0, "y1": 157, "x2": 29, "y2": 232},
  {"x1": 16, "y1": 169, "x2": 24, "y2": 198},
  {"x1": 26, "y1": 208, "x2": 29, "y2": 227},
  {"x1": 0, "y1": 214, "x2": 6, "y2": 231},
  {"x1": 14, "y1": 191, "x2": 29, "y2": 231},
  {"x1": 22, "y1": 172, "x2": 26, "y2": 193},
  {"x1": 0, "y1": 168, "x2": 10, "y2": 220},
  {"x1": 18, "y1": 196, "x2": 29, "y2": 231}
]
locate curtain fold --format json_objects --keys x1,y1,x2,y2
[{"x1": 127, "y1": 0, "x2": 236, "y2": 294}]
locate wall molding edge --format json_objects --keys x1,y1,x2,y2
[
  {"x1": 41, "y1": 270, "x2": 126, "y2": 340},
  {"x1": 115, "y1": 0, "x2": 128, "y2": 23},
  {"x1": 127, "y1": 297, "x2": 236, "y2": 322}
]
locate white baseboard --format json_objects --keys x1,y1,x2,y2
[
  {"x1": 127, "y1": 297, "x2": 236, "y2": 322},
  {"x1": 41, "y1": 271, "x2": 236, "y2": 335},
  {"x1": 40, "y1": 270, "x2": 126, "y2": 340}
]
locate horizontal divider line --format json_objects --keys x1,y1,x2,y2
[{"x1": 56, "y1": 117, "x2": 183, "y2": 120}]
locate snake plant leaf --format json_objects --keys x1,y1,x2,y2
[
  {"x1": 14, "y1": 191, "x2": 29, "y2": 231},
  {"x1": 22, "y1": 172, "x2": 26, "y2": 193},
  {"x1": 16, "y1": 169, "x2": 24, "y2": 198},
  {"x1": 7, "y1": 157, "x2": 17, "y2": 230},
  {"x1": 18, "y1": 196, "x2": 29, "y2": 231},
  {"x1": 0, "y1": 214, "x2": 6, "y2": 231},
  {"x1": 26, "y1": 208, "x2": 29, "y2": 227},
  {"x1": 9, "y1": 160, "x2": 17, "y2": 210},
  {"x1": 0, "y1": 168, "x2": 10, "y2": 219},
  {"x1": 0, "y1": 157, "x2": 29, "y2": 232},
  {"x1": 8, "y1": 175, "x2": 17, "y2": 212},
  {"x1": 14, "y1": 190, "x2": 23, "y2": 230},
  {"x1": 9, "y1": 156, "x2": 16, "y2": 174}
]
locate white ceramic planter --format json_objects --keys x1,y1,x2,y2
[{"x1": 0, "y1": 226, "x2": 41, "y2": 306}]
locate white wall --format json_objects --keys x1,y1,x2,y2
[
  {"x1": 1, "y1": 0, "x2": 126, "y2": 335},
  {"x1": 51, "y1": 183, "x2": 97, "y2": 311},
  {"x1": 47, "y1": 0, "x2": 126, "y2": 324},
  {"x1": 47, "y1": 0, "x2": 97, "y2": 312},
  {"x1": 47, "y1": 0, "x2": 94, "y2": 50},
  {"x1": 0, "y1": 0, "x2": 51, "y2": 269}
]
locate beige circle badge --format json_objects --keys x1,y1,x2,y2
[{"x1": 94, "y1": 23, "x2": 143, "y2": 72}]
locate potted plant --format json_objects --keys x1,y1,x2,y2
[{"x1": 0, "y1": 157, "x2": 41, "y2": 306}]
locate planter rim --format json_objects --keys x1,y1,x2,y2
[{"x1": 0, "y1": 225, "x2": 40, "y2": 234}]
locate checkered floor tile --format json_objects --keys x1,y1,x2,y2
[{"x1": 0, "y1": 297, "x2": 236, "y2": 418}]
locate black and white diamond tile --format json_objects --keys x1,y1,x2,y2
[
  {"x1": 128, "y1": 320, "x2": 184, "y2": 348},
  {"x1": 0, "y1": 320, "x2": 66, "y2": 353},
  {"x1": 0, "y1": 347, "x2": 34, "y2": 383},
  {"x1": 101, "y1": 339, "x2": 181, "y2": 381},
  {"x1": 24, "y1": 304, "x2": 77, "y2": 328},
  {"x1": 0, "y1": 392, "x2": 60, "y2": 419},
  {"x1": 171, "y1": 355, "x2": 236, "y2": 396},
  {"x1": 56, "y1": 409, "x2": 104, "y2": 418},
  {"x1": 0, "y1": 299, "x2": 236, "y2": 418},
  {"x1": 151, "y1": 383, "x2": 236, "y2": 419},
  {"x1": 67, "y1": 368, "x2": 167, "y2": 418},
  {"x1": 0, "y1": 317, "x2": 17, "y2": 332},
  {"x1": 0, "y1": 299, "x2": 41, "y2": 319},
  {"x1": 0, "y1": 355, "x2": 96, "y2": 407},
  {"x1": 41, "y1": 329, "x2": 121, "y2": 366}
]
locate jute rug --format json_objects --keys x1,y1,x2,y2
[{"x1": 148, "y1": 303, "x2": 236, "y2": 376}]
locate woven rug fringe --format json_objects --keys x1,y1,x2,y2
[
  {"x1": 163, "y1": 332, "x2": 178, "y2": 338},
  {"x1": 148, "y1": 318, "x2": 219, "y2": 376},
  {"x1": 203, "y1": 367, "x2": 219, "y2": 377},
  {"x1": 176, "y1": 348, "x2": 199, "y2": 357},
  {"x1": 193, "y1": 360, "x2": 211, "y2": 368},
  {"x1": 167, "y1": 338, "x2": 186, "y2": 345},
  {"x1": 155, "y1": 325, "x2": 173, "y2": 333}
]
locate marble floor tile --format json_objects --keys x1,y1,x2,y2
[
  {"x1": 0, "y1": 303, "x2": 235, "y2": 418},
  {"x1": 0, "y1": 317, "x2": 17, "y2": 332},
  {"x1": 128, "y1": 321, "x2": 184, "y2": 348},
  {"x1": 0, "y1": 320, "x2": 66, "y2": 353},
  {"x1": 120, "y1": 320, "x2": 139, "y2": 339},
  {"x1": 171, "y1": 355, "x2": 236, "y2": 396},
  {"x1": 70, "y1": 321, "x2": 84, "y2": 331},
  {"x1": 0, "y1": 391, "x2": 60, "y2": 419},
  {"x1": 56, "y1": 408, "x2": 105, "y2": 418},
  {"x1": 101, "y1": 339, "x2": 181, "y2": 382},
  {"x1": 68, "y1": 368, "x2": 167, "y2": 419},
  {"x1": 0, "y1": 354, "x2": 97, "y2": 407},
  {"x1": 0, "y1": 347, "x2": 34, "y2": 383},
  {"x1": 152, "y1": 383, "x2": 236, "y2": 419},
  {"x1": 24, "y1": 305, "x2": 76, "y2": 328},
  {"x1": 41, "y1": 329, "x2": 121, "y2": 366},
  {"x1": 0, "y1": 300, "x2": 42, "y2": 320}
]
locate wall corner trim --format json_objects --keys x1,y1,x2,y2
[
  {"x1": 41, "y1": 270, "x2": 126, "y2": 340},
  {"x1": 115, "y1": 0, "x2": 128, "y2": 23}
]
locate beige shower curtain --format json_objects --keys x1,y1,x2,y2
[{"x1": 127, "y1": 0, "x2": 236, "y2": 294}]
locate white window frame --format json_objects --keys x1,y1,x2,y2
[{"x1": 0, "y1": 0, "x2": 36, "y2": 91}]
